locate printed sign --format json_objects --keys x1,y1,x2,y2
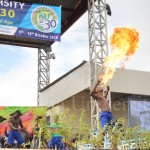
[
  {"x1": 0, "y1": 106, "x2": 47, "y2": 135},
  {"x1": 0, "y1": 0, "x2": 61, "y2": 41}
]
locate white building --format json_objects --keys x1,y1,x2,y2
[{"x1": 39, "y1": 61, "x2": 150, "y2": 130}]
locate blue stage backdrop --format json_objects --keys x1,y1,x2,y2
[{"x1": 0, "y1": 0, "x2": 61, "y2": 41}]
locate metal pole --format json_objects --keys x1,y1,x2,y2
[
  {"x1": 88, "y1": 0, "x2": 109, "y2": 129},
  {"x1": 37, "y1": 47, "x2": 50, "y2": 106}
]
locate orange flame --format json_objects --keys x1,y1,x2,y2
[{"x1": 101, "y1": 27, "x2": 139, "y2": 86}]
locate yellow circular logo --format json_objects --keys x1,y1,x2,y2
[{"x1": 31, "y1": 6, "x2": 58, "y2": 33}]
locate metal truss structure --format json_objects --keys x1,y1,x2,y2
[
  {"x1": 88, "y1": 0, "x2": 110, "y2": 129},
  {"x1": 37, "y1": 47, "x2": 55, "y2": 105}
]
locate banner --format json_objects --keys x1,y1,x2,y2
[
  {"x1": 0, "y1": 0, "x2": 61, "y2": 41},
  {"x1": 0, "y1": 106, "x2": 47, "y2": 136}
]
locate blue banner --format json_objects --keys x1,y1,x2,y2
[{"x1": 0, "y1": 0, "x2": 61, "y2": 41}]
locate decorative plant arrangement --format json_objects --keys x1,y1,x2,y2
[
  {"x1": 33, "y1": 107, "x2": 150, "y2": 149},
  {"x1": 32, "y1": 107, "x2": 51, "y2": 148}
]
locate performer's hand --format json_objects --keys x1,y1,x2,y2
[
  {"x1": 96, "y1": 80, "x2": 100, "y2": 86},
  {"x1": 107, "y1": 86, "x2": 110, "y2": 91},
  {"x1": 20, "y1": 127, "x2": 26, "y2": 132}
]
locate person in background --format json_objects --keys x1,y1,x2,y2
[{"x1": 48, "y1": 115, "x2": 64, "y2": 149}]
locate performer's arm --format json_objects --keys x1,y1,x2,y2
[
  {"x1": 90, "y1": 81, "x2": 102, "y2": 99},
  {"x1": 104, "y1": 86, "x2": 110, "y2": 98},
  {"x1": 19, "y1": 119, "x2": 24, "y2": 128},
  {"x1": 19, "y1": 120, "x2": 26, "y2": 132}
]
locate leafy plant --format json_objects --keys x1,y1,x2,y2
[
  {"x1": 32, "y1": 107, "x2": 51, "y2": 148},
  {"x1": 43, "y1": 107, "x2": 150, "y2": 150}
]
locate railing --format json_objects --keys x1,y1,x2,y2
[{"x1": 77, "y1": 137, "x2": 148, "y2": 150}]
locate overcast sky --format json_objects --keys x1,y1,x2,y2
[{"x1": 0, "y1": 0, "x2": 149, "y2": 106}]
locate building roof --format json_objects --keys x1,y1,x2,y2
[
  {"x1": 0, "y1": 0, "x2": 87, "y2": 48},
  {"x1": 40, "y1": 60, "x2": 87, "y2": 92},
  {"x1": 39, "y1": 61, "x2": 150, "y2": 106}
]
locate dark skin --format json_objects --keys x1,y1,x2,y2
[
  {"x1": 90, "y1": 81, "x2": 110, "y2": 112},
  {"x1": 8, "y1": 112, "x2": 25, "y2": 132}
]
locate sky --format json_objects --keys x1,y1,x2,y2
[{"x1": 0, "y1": 0, "x2": 150, "y2": 106}]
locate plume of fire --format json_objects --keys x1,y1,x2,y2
[{"x1": 100, "y1": 27, "x2": 139, "y2": 86}]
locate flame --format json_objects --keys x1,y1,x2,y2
[{"x1": 101, "y1": 27, "x2": 139, "y2": 85}]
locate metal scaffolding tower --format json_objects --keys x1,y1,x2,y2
[
  {"x1": 88, "y1": 0, "x2": 110, "y2": 128},
  {"x1": 37, "y1": 47, "x2": 55, "y2": 105}
]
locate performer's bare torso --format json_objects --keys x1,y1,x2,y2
[
  {"x1": 91, "y1": 81, "x2": 110, "y2": 112},
  {"x1": 96, "y1": 91, "x2": 110, "y2": 112},
  {"x1": 9, "y1": 116, "x2": 21, "y2": 130}
]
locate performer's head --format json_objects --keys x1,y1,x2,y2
[
  {"x1": 13, "y1": 110, "x2": 22, "y2": 117},
  {"x1": 95, "y1": 87, "x2": 103, "y2": 93}
]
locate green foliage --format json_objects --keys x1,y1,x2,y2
[
  {"x1": 50, "y1": 108, "x2": 91, "y2": 148},
  {"x1": 77, "y1": 109, "x2": 90, "y2": 144},
  {"x1": 90, "y1": 128, "x2": 104, "y2": 149},
  {"x1": 36, "y1": 107, "x2": 150, "y2": 149},
  {"x1": 32, "y1": 107, "x2": 51, "y2": 148},
  {"x1": 104, "y1": 118, "x2": 125, "y2": 149}
]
